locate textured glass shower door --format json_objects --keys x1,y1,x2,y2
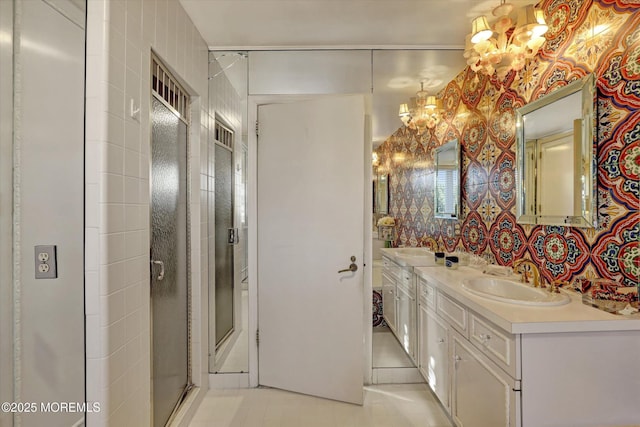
[
  {"x1": 214, "y1": 144, "x2": 234, "y2": 346},
  {"x1": 151, "y1": 97, "x2": 189, "y2": 427}
]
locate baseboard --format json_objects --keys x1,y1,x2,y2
[{"x1": 209, "y1": 372, "x2": 250, "y2": 389}]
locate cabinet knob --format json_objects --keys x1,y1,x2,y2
[
  {"x1": 479, "y1": 333, "x2": 491, "y2": 343},
  {"x1": 453, "y1": 354, "x2": 462, "y2": 369},
  {"x1": 438, "y1": 338, "x2": 445, "y2": 344}
]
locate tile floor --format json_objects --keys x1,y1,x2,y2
[
  {"x1": 218, "y1": 290, "x2": 249, "y2": 372},
  {"x1": 218, "y1": 296, "x2": 414, "y2": 371},
  {"x1": 372, "y1": 327, "x2": 415, "y2": 368},
  {"x1": 189, "y1": 384, "x2": 454, "y2": 427}
]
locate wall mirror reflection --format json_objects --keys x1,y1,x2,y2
[
  {"x1": 210, "y1": 48, "x2": 469, "y2": 382},
  {"x1": 515, "y1": 74, "x2": 596, "y2": 227},
  {"x1": 434, "y1": 139, "x2": 461, "y2": 219},
  {"x1": 373, "y1": 174, "x2": 389, "y2": 215},
  {"x1": 208, "y1": 51, "x2": 249, "y2": 374},
  {"x1": 371, "y1": 50, "x2": 466, "y2": 379}
]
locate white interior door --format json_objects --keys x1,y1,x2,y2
[
  {"x1": 257, "y1": 95, "x2": 365, "y2": 404},
  {"x1": 538, "y1": 132, "x2": 574, "y2": 217}
]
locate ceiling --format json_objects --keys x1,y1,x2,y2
[{"x1": 182, "y1": 0, "x2": 537, "y2": 145}]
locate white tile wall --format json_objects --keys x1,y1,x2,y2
[{"x1": 85, "y1": 0, "x2": 210, "y2": 425}]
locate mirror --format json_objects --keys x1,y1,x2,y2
[
  {"x1": 208, "y1": 51, "x2": 249, "y2": 374},
  {"x1": 434, "y1": 139, "x2": 460, "y2": 219},
  {"x1": 515, "y1": 74, "x2": 596, "y2": 227},
  {"x1": 374, "y1": 173, "x2": 389, "y2": 214}
]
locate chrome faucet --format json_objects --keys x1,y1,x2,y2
[{"x1": 513, "y1": 259, "x2": 544, "y2": 288}]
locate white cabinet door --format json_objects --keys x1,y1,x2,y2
[
  {"x1": 425, "y1": 308, "x2": 450, "y2": 411},
  {"x1": 396, "y1": 284, "x2": 416, "y2": 361},
  {"x1": 418, "y1": 302, "x2": 429, "y2": 380},
  {"x1": 382, "y1": 273, "x2": 397, "y2": 334},
  {"x1": 452, "y1": 331, "x2": 519, "y2": 427}
]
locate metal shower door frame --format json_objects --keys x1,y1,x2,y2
[{"x1": 149, "y1": 52, "x2": 193, "y2": 427}]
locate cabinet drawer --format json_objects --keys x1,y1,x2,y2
[
  {"x1": 382, "y1": 256, "x2": 400, "y2": 279},
  {"x1": 382, "y1": 272, "x2": 396, "y2": 285},
  {"x1": 398, "y1": 268, "x2": 415, "y2": 294},
  {"x1": 470, "y1": 314, "x2": 517, "y2": 377},
  {"x1": 437, "y1": 291, "x2": 468, "y2": 337},
  {"x1": 418, "y1": 277, "x2": 436, "y2": 309},
  {"x1": 400, "y1": 269, "x2": 413, "y2": 286}
]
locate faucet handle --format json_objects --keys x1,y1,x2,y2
[
  {"x1": 549, "y1": 280, "x2": 568, "y2": 294},
  {"x1": 518, "y1": 268, "x2": 530, "y2": 284},
  {"x1": 513, "y1": 259, "x2": 542, "y2": 288}
]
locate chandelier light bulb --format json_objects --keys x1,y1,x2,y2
[
  {"x1": 397, "y1": 83, "x2": 442, "y2": 133},
  {"x1": 533, "y1": 9, "x2": 548, "y2": 37},
  {"x1": 464, "y1": 2, "x2": 548, "y2": 80},
  {"x1": 471, "y1": 16, "x2": 493, "y2": 43}
]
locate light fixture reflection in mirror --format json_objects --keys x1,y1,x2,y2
[
  {"x1": 515, "y1": 74, "x2": 597, "y2": 228},
  {"x1": 434, "y1": 139, "x2": 461, "y2": 220}
]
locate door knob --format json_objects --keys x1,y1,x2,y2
[{"x1": 338, "y1": 256, "x2": 358, "y2": 274}]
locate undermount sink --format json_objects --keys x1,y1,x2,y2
[{"x1": 462, "y1": 277, "x2": 570, "y2": 306}]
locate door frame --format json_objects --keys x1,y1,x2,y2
[{"x1": 246, "y1": 95, "x2": 373, "y2": 388}]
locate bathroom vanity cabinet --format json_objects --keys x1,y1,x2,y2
[
  {"x1": 414, "y1": 267, "x2": 640, "y2": 427},
  {"x1": 381, "y1": 255, "x2": 417, "y2": 361},
  {"x1": 417, "y1": 280, "x2": 449, "y2": 410},
  {"x1": 418, "y1": 275, "x2": 518, "y2": 426},
  {"x1": 381, "y1": 256, "x2": 398, "y2": 335}
]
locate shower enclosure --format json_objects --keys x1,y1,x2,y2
[
  {"x1": 150, "y1": 58, "x2": 191, "y2": 427},
  {"x1": 214, "y1": 129, "x2": 235, "y2": 347}
]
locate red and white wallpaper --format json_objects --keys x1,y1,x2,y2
[{"x1": 375, "y1": 0, "x2": 639, "y2": 286}]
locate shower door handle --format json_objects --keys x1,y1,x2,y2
[
  {"x1": 151, "y1": 260, "x2": 165, "y2": 281},
  {"x1": 228, "y1": 228, "x2": 239, "y2": 244}
]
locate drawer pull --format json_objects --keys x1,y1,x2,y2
[
  {"x1": 438, "y1": 338, "x2": 445, "y2": 344},
  {"x1": 454, "y1": 355, "x2": 462, "y2": 367},
  {"x1": 479, "y1": 333, "x2": 492, "y2": 343}
]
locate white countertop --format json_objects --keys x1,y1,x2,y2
[
  {"x1": 380, "y1": 248, "x2": 438, "y2": 267},
  {"x1": 413, "y1": 265, "x2": 640, "y2": 334}
]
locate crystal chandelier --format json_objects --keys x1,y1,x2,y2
[
  {"x1": 398, "y1": 82, "x2": 442, "y2": 133},
  {"x1": 464, "y1": 1, "x2": 548, "y2": 80}
]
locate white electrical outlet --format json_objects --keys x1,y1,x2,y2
[{"x1": 35, "y1": 245, "x2": 57, "y2": 279}]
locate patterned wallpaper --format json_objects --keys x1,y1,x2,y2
[{"x1": 375, "y1": 0, "x2": 639, "y2": 286}]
